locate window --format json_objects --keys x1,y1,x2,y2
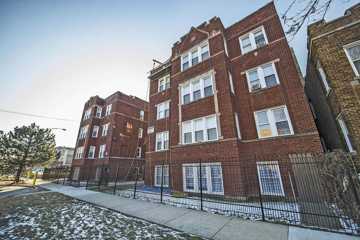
[
  {"x1": 105, "y1": 104, "x2": 112, "y2": 116},
  {"x1": 234, "y1": 113, "x2": 241, "y2": 139},
  {"x1": 158, "y1": 75, "x2": 171, "y2": 92},
  {"x1": 140, "y1": 110, "x2": 145, "y2": 120},
  {"x1": 126, "y1": 122, "x2": 133, "y2": 132},
  {"x1": 88, "y1": 146, "x2": 96, "y2": 159},
  {"x1": 228, "y1": 72, "x2": 235, "y2": 94},
  {"x1": 156, "y1": 101, "x2": 170, "y2": 120},
  {"x1": 95, "y1": 106, "x2": 102, "y2": 118},
  {"x1": 246, "y1": 62, "x2": 279, "y2": 92},
  {"x1": 182, "y1": 84, "x2": 191, "y2": 104},
  {"x1": 182, "y1": 54, "x2": 189, "y2": 71},
  {"x1": 156, "y1": 131, "x2": 169, "y2": 151},
  {"x1": 92, "y1": 126, "x2": 99, "y2": 138},
  {"x1": 136, "y1": 147, "x2": 142, "y2": 158},
  {"x1": 75, "y1": 147, "x2": 84, "y2": 159},
  {"x1": 239, "y1": 26, "x2": 268, "y2": 54},
  {"x1": 181, "y1": 72, "x2": 214, "y2": 104},
  {"x1": 254, "y1": 106, "x2": 293, "y2": 139},
  {"x1": 102, "y1": 124, "x2": 109, "y2": 136},
  {"x1": 317, "y1": 61, "x2": 331, "y2": 94},
  {"x1": 181, "y1": 42, "x2": 210, "y2": 71},
  {"x1": 99, "y1": 144, "x2": 106, "y2": 158},
  {"x1": 79, "y1": 126, "x2": 89, "y2": 139},
  {"x1": 182, "y1": 115, "x2": 218, "y2": 144},
  {"x1": 337, "y1": 114, "x2": 355, "y2": 153},
  {"x1": 138, "y1": 128, "x2": 143, "y2": 138},
  {"x1": 257, "y1": 161, "x2": 284, "y2": 196},
  {"x1": 147, "y1": 126, "x2": 154, "y2": 134},
  {"x1": 182, "y1": 163, "x2": 223, "y2": 194},
  {"x1": 154, "y1": 165, "x2": 169, "y2": 187},
  {"x1": 344, "y1": 41, "x2": 360, "y2": 76},
  {"x1": 83, "y1": 108, "x2": 91, "y2": 120}
]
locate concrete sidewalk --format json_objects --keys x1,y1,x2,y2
[{"x1": 39, "y1": 183, "x2": 359, "y2": 240}]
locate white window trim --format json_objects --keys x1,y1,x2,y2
[
  {"x1": 95, "y1": 106, "x2": 102, "y2": 118},
  {"x1": 138, "y1": 128, "x2": 143, "y2": 138},
  {"x1": 229, "y1": 71, "x2": 235, "y2": 94},
  {"x1": 156, "y1": 100, "x2": 170, "y2": 120},
  {"x1": 239, "y1": 26, "x2": 268, "y2": 54},
  {"x1": 79, "y1": 125, "x2": 89, "y2": 139},
  {"x1": 105, "y1": 104, "x2": 112, "y2": 116},
  {"x1": 337, "y1": 114, "x2": 356, "y2": 153},
  {"x1": 83, "y1": 108, "x2": 92, "y2": 120},
  {"x1": 102, "y1": 123, "x2": 109, "y2": 136},
  {"x1": 254, "y1": 105, "x2": 294, "y2": 139},
  {"x1": 99, "y1": 144, "x2": 106, "y2": 158},
  {"x1": 180, "y1": 70, "x2": 214, "y2": 105},
  {"x1": 154, "y1": 165, "x2": 169, "y2": 187},
  {"x1": 140, "y1": 110, "x2": 145, "y2": 120},
  {"x1": 180, "y1": 41, "x2": 210, "y2": 71},
  {"x1": 245, "y1": 61, "x2": 280, "y2": 92},
  {"x1": 88, "y1": 146, "x2": 96, "y2": 159},
  {"x1": 155, "y1": 131, "x2": 169, "y2": 152},
  {"x1": 181, "y1": 114, "x2": 219, "y2": 144},
  {"x1": 158, "y1": 74, "x2": 171, "y2": 92},
  {"x1": 343, "y1": 40, "x2": 360, "y2": 77},
  {"x1": 182, "y1": 162, "x2": 224, "y2": 195},
  {"x1": 75, "y1": 147, "x2": 84, "y2": 159},
  {"x1": 257, "y1": 161, "x2": 285, "y2": 196},
  {"x1": 136, "y1": 146, "x2": 142, "y2": 158},
  {"x1": 316, "y1": 60, "x2": 331, "y2": 95},
  {"x1": 92, "y1": 126, "x2": 99, "y2": 138}
]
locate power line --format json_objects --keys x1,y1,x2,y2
[{"x1": 0, "y1": 108, "x2": 77, "y2": 122}]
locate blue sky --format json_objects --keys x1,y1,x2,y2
[{"x1": 0, "y1": 0, "x2": 357, "y2": 147}]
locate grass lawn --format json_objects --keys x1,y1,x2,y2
[{"x1": 0, "y1": 191, "x2": 204, "y2": 240}]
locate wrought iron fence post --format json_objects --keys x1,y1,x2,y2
[
  {"x1": 199, "y1": 159, "x2": 203, "y2": 211},
  {"x1": 256, "y1": 169, "x2": 265, "y2": 221},
  {"x1": 113, "y1": 166, "x2": 120, "y2": 195},
  {"x1": 85, "y1": 167, "x2": 90, "y2": 190},
  {"x1": 98, "y1": 166, "x2": 104, "y2": 191},
  {"x1": 160, "y1": 163, "x2": 164, "y2": 203},
  {"x1": 133, "y1": 167, "x2": 139, "y2": 199}
]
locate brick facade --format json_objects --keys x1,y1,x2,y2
[
  {"x1": 305, "y1": 3, "x2": 360, "y2": 154},
  {"x1": 71, "y1": 91, "x2": 148, "y2": 181},
  {"x1": 146, "y1": 2, "x2": 322, "y2": 198}
]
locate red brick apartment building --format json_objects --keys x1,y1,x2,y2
[
  {"x1": 72, "y1": 91, "x2": 148, "y2": 181},
  {"x1": 145, "y1": 2, "x2": 322, "y2": 198}
]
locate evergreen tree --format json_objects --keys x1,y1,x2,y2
[{"x1": 0, "y1": 123, "x2": 56, "y2": 182}]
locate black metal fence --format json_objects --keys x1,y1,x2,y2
[{"x1": 54, "y1": 152, "x2": 360, "y2": 235}]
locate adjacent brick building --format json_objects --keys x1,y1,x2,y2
[
  {"x1": 71, "y1": 91, "x2": 148, "y2": 181},
  {"x1": 146, "y1": 2, "x2": 322, "y2": 198},
  {"x1": 305, "y1": 3, "x2": 360, "y2": 154}
]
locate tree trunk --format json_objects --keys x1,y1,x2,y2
[{"x1": 15, "y1": 163, "x2": 24, "y2": 183}]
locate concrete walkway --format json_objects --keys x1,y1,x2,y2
[{"x1": 39, "y1": 183, "x2": 359, "y2": 240}]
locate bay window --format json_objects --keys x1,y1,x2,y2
[
  {"x1": 181, "y1": 42, "x2": 210, "y2": 71},
  {"x1": 183, "y1": 163, "x2": 223, "y2": 194},
  {"x1": 181, "y1": 72, "x2": 214, "y2": 105},
  {"x1": 182, "y1": 115, "x2": 218, "y2": 144},
  {"x1": 156, "y1": 131, "x2": 169, "y2": 151},
  {"x1": 254, "y1": 106, "x2": 293, "y2": 139},
  {"x1": 246, "y1": 62, "x2": 279, "y2": 92},
  {"x1": 239, "y1": 26, "x2": 268, "y2": 54},
  {"x1": 156, "y1": 101, "x2": 170, "y2": 120}
]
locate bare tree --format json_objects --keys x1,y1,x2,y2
[{"x1": 282, "y1": 0, "x2": 335, "y2": 38}]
